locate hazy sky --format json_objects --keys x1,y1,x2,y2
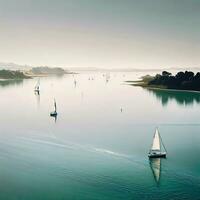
[{"x1": 0, "y1": 0, "x2": 200, "y2": 69}]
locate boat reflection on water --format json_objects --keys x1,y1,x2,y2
[
  {"x1": 146, "y1": 88, "x2": 200, "y2": 106},
  {"x1": 34, "y1": 90, "x2": 40, "y2": 96},
  {"x1": 149, "y1": 158, "x2": 161, "y2": 185},
  {"x1": 52, "y1": 114, "x2": 57, "y2": 123},
  {"x1": 0, "y1": 79, "x2": 23, "y2": 87}
]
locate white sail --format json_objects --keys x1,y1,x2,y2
[
  {"x1": 35, "y1": 79, "x2": 40, "y2": 91},
  {"x1": 151, "y1": 128, "x2": 160, "y2": 151}
]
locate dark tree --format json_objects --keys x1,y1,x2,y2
[{"x1": 162, "y1": 71, "x2": 172, "y2": 76}]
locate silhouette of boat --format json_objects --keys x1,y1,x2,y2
[{"x1": 50, "y1": 99, "x2": 58, "y2": 117}]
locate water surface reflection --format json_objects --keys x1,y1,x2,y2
[
  {"x1": 149, "y1": 158, "x2": 161, "y2": 185},
  {"x1": 147, "y1": 88, "x2": 200, "y2": 106},
  {"x1": 0, "y1": 79, "x2": 23, "y2": 87}
]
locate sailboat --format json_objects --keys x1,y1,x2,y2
[
  {"x1": 50, "y1": 99, "x2": 58, "y2": 117},
  {"x1": 148, "y1": 128, "x2": 167, "y2": 158},
  {"x1": 105, "y1": 72, "x2": 110, "y2": 83},
  {"x1": 34, "y1": 79, "x2": 40, "y2": 93}
]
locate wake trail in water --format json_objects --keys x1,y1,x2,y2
[
  {"x1": 19, "y1": 137, "x2": 76, "y2": 150},
  {"x1": 93, "y1": 148, "x2": 130, "y2": 158},
  {"x1": 19, "y1": 136, "x2": 146, "y2": 167},
  {"x1": 92, "y1": 147, "x2": 146, "y2": 167}
]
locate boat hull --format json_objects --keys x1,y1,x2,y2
[
  {"x1": 34, "y1": 89, "x2": 40, "y2": 93},
  {"x1": 50, "y1": 112, "x2": 57, "y2": 117},
  {"x1": 148, "y1": 152, "x2": 166, "y2": 158}
]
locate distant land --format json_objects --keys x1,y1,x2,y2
[
  {"x1": 0, "y1": 70, "x2": 30, "y2": 79},
  {"x1": 0, "y1": 68, "x2": 70, "y2": 80},
  {"x1": 0, "y1": 62, "x2": 74, "y2": 79},
  {"x1": 28, "y1": 67, "x2": 71, "y2": 76},
  {"x1": 67, "y1": 67, "x2": 200, "y2": 73},
  {"x1": 0, "y1": 62, "x2": 71, "y2": 75},
  {"x1": 1, "y1": 62, "x2": 200, "y2": 72},
  {"x1": 130, "y1": 71, "x2": 200, "y2": 92}
]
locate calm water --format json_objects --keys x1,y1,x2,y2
[{"x1": 0, "y1": 72, "x2": 200, "y2": 200}]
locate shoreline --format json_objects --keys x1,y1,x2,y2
[{"x1": 127, "y1": 81, "x2": 200, "y2": 94}]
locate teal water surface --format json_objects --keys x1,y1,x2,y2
[{"x1": 0, "y1": 72, "x2": 199, "y2": 199}]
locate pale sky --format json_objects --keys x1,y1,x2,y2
[{"x1": 0, "y1": 0, "x2": 200, "y2": 69}]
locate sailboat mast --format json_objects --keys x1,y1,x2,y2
[{"x1": 54, "y1": 99, "x2": 57, "y2": 112}]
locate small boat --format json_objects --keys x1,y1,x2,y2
[
  {"x1": 34, "y1": 79, "x2": 40, "y2": 92},
  {"x1": 50, "y1": 99, "x2": 58, "y2": 117},
  {"x1": 148, "y1": 128, "x2": 167, "y2": 158},
  {"x1": 106, "y1": 73, "x2": 110, "y2": 82}
]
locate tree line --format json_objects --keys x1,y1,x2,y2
[{"x1": 149, "y1": 71, "x2": 200, "y2": 91}]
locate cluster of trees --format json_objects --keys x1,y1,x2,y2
[
  {"x1": 148, "y1": 71, "x2": 200, "y2": 91},
  {"x1": 0, "y1": 70, "x2": 29, "y2": 79}
]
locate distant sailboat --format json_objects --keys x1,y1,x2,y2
[
  {"x1": 148, "y1": 128, "x2": 167, "y2": 158},
  {"x1": 50, "y1": 99, "x2": 58, "y2": 117},
  {"x1": 34, "y1": 79, "x2": 40, "y2": 93},
  {"x1": 106, "y1": 73, "x2": 110, "y2": 82}
]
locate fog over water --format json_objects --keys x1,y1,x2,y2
[{"x1": 0, "y1": 0, "x2": 200, "y2": 68}]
